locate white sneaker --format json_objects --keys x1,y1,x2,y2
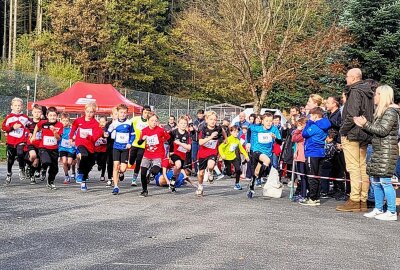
[
  {"x1": 363, "y1": 208, "x2": 383, "y2": 218},
  {"x1": 374, "y1": 211, "x2": 398, "y2": 221},
  {"x1": 216, "y1": 174, "x2": 224, "y2": 180}
]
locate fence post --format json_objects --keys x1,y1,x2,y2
[
  {"x1": 33, "y1": 73, "x2": 38, "y2": 102},
  {"x1": 147, "y1": 92, "x2": 150, "y2": 105},
  {"x1": 204, "y1": 102, "x2": 207, "y2": 111},
  {"x1": 168, "y1": 95, "x2": 172, "y2": 116},
  {"x1": 187, "y1": 98, "x2": 190, "y2": 115}
]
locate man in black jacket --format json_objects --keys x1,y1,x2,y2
[{"x1": 336, "y1": 68, "x2": 374, "y2": 212}]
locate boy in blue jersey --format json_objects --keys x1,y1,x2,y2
[
  {"x1": 59, "y1": 113, "x2": 76, "y2": 184},
  {"x1": 246, "y1": 113, "x2": 281, "y2": 198},
  {"x1": 300, "y1": 107, "x2": 331, "y2": 206},
  {"x1": 105, "y1": 104, "x2": 135, "y2": 195}
]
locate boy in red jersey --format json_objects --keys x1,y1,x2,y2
[
  {"x1": 31, "y1": 107, "x2": 63, "y2": 189},
  {"x1": 2, "y1": 98, "x2": 30, "y2": 185},
  {"x1": 168, "y1": 116, "x2": 191, "y2": 192},
  {"x1": 196, "y1": 111, "x2": 227, "y2": 196},
  {"x1": 137, "y1": 113, "x2": 170, "y2": 197},
  {"x1": 69, "y1": 102, "x2": 103, "y2": 192},
  {"x1": 25, "y1": 104, "x2": 43, "y2": 184}
]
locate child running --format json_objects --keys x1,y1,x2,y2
[
  {"x1": 246, "y1": 113, "x2": 281, "y2": 198},
  {"x1": 137, "y1": 113, "x2": 170, "y2": 197},
  {"x1": 31, "y1": 107, "x2": 63, "y2": 189},
  {"x1": 105, "y1": 104, "x2": 135, "y2": 195},
  {"x1": 2, "y1": 97, "x2": 30, "y2": 185},
  {"x1": 197, "y1": 111, "x2": 227, "y2": 196},
  {"x1": 25, "y1": 104, "x2": 43, "y2": 184},
  {"x1": 94, "y1": 116, "x2": 108, "y2": 182},
  {"x1": 168, "y1": 116, "x2": 191, "y2": 192},
  {"x1": 69, "y1": 102, "x2": 103, "y2": 192},
  {"x1": 104, "y1": 107, "x2": 118, "y2": 187},
  {"x1": 218, "y1": 126, "x2": 249, "y2": 190},
  {"x1": 59, "y1": 113, "x2": 76, "y2": 184}
]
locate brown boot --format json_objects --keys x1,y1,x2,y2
[
  {"x1": 336, "y1": 199, "x2": 361, "y2": 212},
  {"x1": 360, "y1": 201, "x2": 368, "y2": 212}
]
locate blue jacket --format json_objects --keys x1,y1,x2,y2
[
  {"x1": 107, "y1": 119, "x2": 135, "y2": 150},
  {"x1": 302, "y1": 118, "x2": 331, "y2": 158},
  {"x1": 249, "y1": 124, "x2": 281, "y2": 157}
]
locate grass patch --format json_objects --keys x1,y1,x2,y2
[{"x1": 0, "y1": 143, "x2": 6, "y2": 161}]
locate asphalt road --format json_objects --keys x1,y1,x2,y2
[{"x1": 1, "y1": 165, "x2": 399, "y2": 270}]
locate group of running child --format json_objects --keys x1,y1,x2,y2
[{"x1": 2, "y1": 97, "x2": 283, "y2": 198}]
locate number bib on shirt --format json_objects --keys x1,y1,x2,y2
[
  {"x1": 79, "y1": 128, "x2": 92, "y2": 138},
  {"x1": 177, "y1": 145, "x2": 188, "y2": 153},
  {"x1": 203, "y1": 139, "x2": 217, "y2": 149},
  {"x1": 146, "y1": 135, "x2": 159, "y2": 146},
  {"x1": 43, "y1": 136, "x2": 57, "y2": 146},
  {"x1": 229, "y1": 143, "x2": 238, "y2": 152},
  {"x1": 36, "y1": 131, "x2": 42, "y2": 140},
  {"x1": 9, "y1": 128, "x2": 24, "y2": 138},
  {"x1": 116, "y1": 132, "x2": 129, "y2": 144},
  {"x1": 258, "y1": 133, "x2": 272, "y2": 144},
  {"x1": 60, "y1": 139, "x2": 71, "y2": 148}
]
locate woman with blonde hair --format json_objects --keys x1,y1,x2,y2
[{"x1": 354, "y1": 85, "x2": 399, "y2": 221}]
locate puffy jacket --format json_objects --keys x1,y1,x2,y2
[
  {"x1": 302, "y1": 118, "x2": 331, "y2": 158},
  {"x1": 328, "y1": 108, "x2": 342, "y2": 143},
  {"x1": 340, "y1": 80, "x2": 374, "y2": 144},
  {"x1": 363, "y1": 107, "x2": 400, "y2": 177}
]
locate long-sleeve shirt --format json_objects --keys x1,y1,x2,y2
[
  {"x1": 248, "y1": 125, "x2": 281, "y2": 157},
  {"x1": 2, "y1": 112, "x2": 30, "y2": 147},
  {"x1": 36, "y1": 120, "x2": 64, "y2": 150},
  {"x1": 218, "y1": 135, "x2": 248, "y2": 161},
  {"x1": 140, "y1": 126, "x2": 170, "y2": 159},
  {"x1": 107, "y1": 118, "x2": 135, "y2": 150},
  {"x1": 69, "y1": 117, "x2": 103, "y2": 153},
  {"x1": 59, "y1": 127, "x2": 76, "y2": 154}
]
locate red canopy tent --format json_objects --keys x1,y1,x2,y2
[{"x1": 29, "y1": 82, "x2": 142, "y2": 114}]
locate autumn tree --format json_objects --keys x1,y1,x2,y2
[{"x1": 176, "y1": 0, "x2": 350, "y2": 112}]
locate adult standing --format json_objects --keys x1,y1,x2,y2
[
  {"x1": 336, "y1": 68, "x2": 374, "y2": 212},
  {"x1": 234, "y1": 112, "x2": 250, "y2": 133},
  {"x1": 190, "y1": 109, "x2": 205, "y2": 176},
  {"x1": 354, "y1": 85, "x2": 399, "y2": 221},
  {"x1": 164, "y1": 115, "x2": 177, "y2": 132}
]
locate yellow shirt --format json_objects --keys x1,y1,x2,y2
[
  {"x1": 218, "y1": 135, "x2": 248, "y2": 161},
  {"x1": 131, "y1": 116, "x2": 148, "y2": 148}
]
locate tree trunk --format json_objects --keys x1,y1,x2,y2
[
  {"x1": 8, "y1": 0, "x2": 12, "y2": 63},
  {"x1": 12, "y1": 0, "x2": 17, "y2": 68},
  {"x1": 28, "y1": 0, "x2": 32, "y2": 33},
  {"x1": 2, "y1": 0, "x2": 7, "y2": 59}
]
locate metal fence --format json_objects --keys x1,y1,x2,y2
[{"x1": 0, "y1": 70, "x2": 225, "y2": 123}]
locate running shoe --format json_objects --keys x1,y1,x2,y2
[
  {"x1": 100, "y1": 176, "x2": 105, "y2": 182},
  {"x1": 255, "y1": 178, "x2": 262, "y2": 188},
  {"x1": 234, "y1": 183, "x2": 242, "y2": 190},
  {"x1": 364, "y1": 208, "x2": 383, "y2": 218},
  {"x1": 299, "y1": 199, "x2": 320, "y2": 206},
  {"x1": 169, "y1": 179, "x2": 176, "y2": 192},
  {"x1": 40, "y1": 169, "x2": 46, "y2": 181},
  {"x1": 34, "y1": 170, "x2": 40, "y2": 179},
  {"x1": 374, "y1": 211, "x2": 397, "y2": 221},
  {"x1": 81, "y1": 183, "x2": 88, "y2": 192},
  {"x1": 4, "y1": 174, "x2": 12, "y2": 186},
  {"x1": 119, "y1": 173, "x2": 124, "y2": 182},
  {"x1": 195, "y1": 187, "x2": 203, "y2": 197},
  {"x1": 25, "y1": 166, "x2": 32, "y2": 179},
  {"x1": 47, "y1": 183, "x2": 56, "y2": 190},
  {"x1": 30, "y1": 176, "x2": 36, "y2": 185},
  {"x1": 139, "y1": 190, "x2": 148, "y2": 197},
  {"x1": 131, "y1": 173, "x2": 138, "y2": 186},
  {"x1": 76, "y1": 174, "x2": 84, "y2": 184},
  {"x1": 106, "y1": 179, "x2": 112, "y2": 187},
  {"x1": 70, "y1": 173, "x2": 76, "y2": 180},
  {"x1": 320, "y1": 193, "x2": 329, "y2": 199},
  {"x1": 216, "y1": 174, "x2": 224, "y2": 180},
  {"x1": 19, "y1": 169, "x2": 26, "y2": 181},
  {"x1": 63, "y1": 176, "x2": 70, "y2": 185},
  {"x1": 112, "y1": 187, "x2": 120, "y2": 195},
  {"x1": 247, "y1": 189, "x2": 255, "y2": 199}
]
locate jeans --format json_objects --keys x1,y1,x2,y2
[
  {"x1": 191, "y1": 141, "x2": 199, "y2": 173},
  {"x1": 395, "y1": 156, "x2": 400, "y2": 178},
  {"x1": 272, "y1": 154, "x2": 279, "y2": 169},
  {"x1": 370, "y1": 177, "x2": 397, "y2": 213},
  {"x1": 341, "y1": 137, "x2": 369, "y2": 202},
  {"x1": 366, "y1": 144, "x2": 374, "y2": 201}
]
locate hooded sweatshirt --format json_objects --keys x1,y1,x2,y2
[
  {"x1": 302, "y1": 118, "x2": 331, "y2": 158},
  {"x1": 340, "y1": 80, "x2": 374, "y2": 143}
]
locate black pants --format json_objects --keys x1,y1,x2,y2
[
  {"x1": 106, "y1": 143, "x2": 114, "y2": 179},
  {"x1": 39, "y1": 149, "x2": 59, "y2": 185},
  {"x1": 224, "y1": 158, "x2": 241, "y2": 184},
  {"x1": 331, "y1": 151, "x2": 346, "y2": 193},
  {"x1": 306, "y1": 157, "x2": 323, "y2": 201},
  {"x1": 78, "y1": 146, "x2": 95, "y2": 180},
  {"x1": 140, "y1": 165, "x2": 161, "y2": 192},
  {"x1": 320, "y1": 159, "x2": 333, "y2": 194},
  {"x1": 6, "y1": 144, "x2": 25, "y2": 174},
  {"x1": 294, "y1": 161, "x2": 308, "y2": 198},
  {"x1": 129, "y1": 147, "x2": 144, "y2": 174},
  {"x1": 95, "y1": 152, "x2": 107, "y2": 177}
]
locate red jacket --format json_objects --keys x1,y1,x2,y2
[
  {"x1": 141, "y1": 126, "x2": 170, "y2": 159},
  {"x1": 292, "y1": 129, "x2": 305, "y2": 162},
  {"x1": 70, "y1": 117, "x2": 103, "y2": 153},
  {"x1": 1, "y1": 112, "x2": 30, "y2": 147}
]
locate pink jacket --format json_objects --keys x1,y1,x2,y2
[{"x1": 292, "y1": 129, "x2": 305, "y2": 162}]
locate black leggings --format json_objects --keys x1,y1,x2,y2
[
  {"x1": 224, "y1": 158, "x2": 241, "y2": 184},
  {"x1": 39, "y1": 149, "x2": 59, "y2": 185},
  {"x1": 6, "y1": 144, "x2": 25, "y2": 174},
  {"x1": 106, "y1": 144, "x2": 114, "y2": 179},
  {"x1": 78, "y1": 146, "x2": 95, "y2": 180},
  {"x1": 95, "y1": 152, "x2": 107, "y2": 177},
  {"x1": 140, "y1": 165, "x2": 161, "y2": 192},
  {"x1": 129, "y1": 147, "x2": 144, "y2": 174}
]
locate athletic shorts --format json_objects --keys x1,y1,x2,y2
[
  {"x1": 59, "y1": 151, "x2": 76, "y2": 159},
  {"x1": 198, "y1": 155, "x2": 218, "y2": 171},
  {"x1": 252, "y1": 151, "x2": 270, "y2": 165},
  {"x1": 113, "y1": 149, "x2": 129, "y2": 163},
  {"x1": 170, "y1": 154, "x2": 184, "y2": 165},
  {"x1": 141, "y1": 157, "x2": 162, "y2": 169}
]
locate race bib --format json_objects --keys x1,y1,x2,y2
[
  {"x1": 60, "y1": 139, "x2": 71, "y2": 148},
  {"x1": 43, "y1": 136, "x2": 57, "y2": 146},
  {"x1": 258, "y1": 133, "x2": 272, "y2": 144},
  {"x1": 111, "y1": 130, "x2": 116, "y2": 140},
  {"x1": 146, "y1": 134, "x2": 159, "y2": 146},
  {"x1": 79, "y1": 128, "x2": 92, "y2": 139},
  {"x1": 36, "y1": 131, "x2": 42, "y2": 140},
  {"x1": 229, "y1": 143, "x2": 238, "y2": 152},
  {"x1": 203, "y1": 140, "x2": 217, "y2": 149},
  {"x1": 136, "y1": 121, "x2": 147, "y2": 131},
  {"x1": 9, "y1": 128, "x2": 24, "y2": 138},
  {"x1": 177, "y1": 145, "x2": 188, "y2": 153},
  {"x1": 116, "y1": 132, "x2": 129, "y2": 144}
]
